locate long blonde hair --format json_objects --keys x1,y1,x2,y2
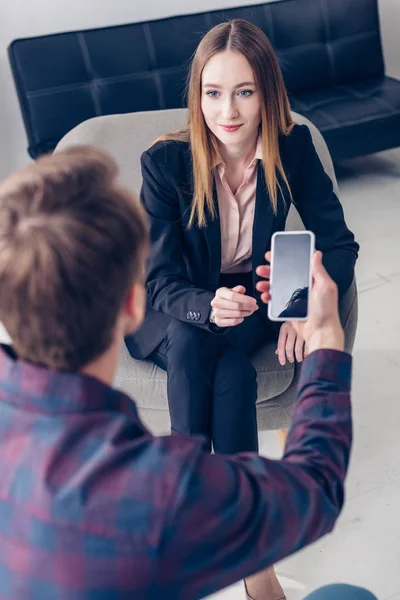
[{"x1": 155, "y1": 19, "x2": 294, "y2": 227}]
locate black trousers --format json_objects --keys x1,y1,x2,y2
[{"x1": 149, "y1": 273, "x2": 279, "y2": 454}]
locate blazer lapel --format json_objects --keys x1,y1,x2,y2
[
  {"x1": 204, "y1": 177, "x2": 222, "y2": 288},
  {"x1": 252, "y1": 163, "x2": 276, "y2": 293}
]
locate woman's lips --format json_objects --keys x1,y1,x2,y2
[{"x1": 220, "y1": 124, "x2": 243, "y2": 132}]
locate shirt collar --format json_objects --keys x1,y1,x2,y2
[
  {"x1": 213, "y1": 134, "x2": 263, "y2": 169},
  {"x1": 0, "y1": 345, "x2": 140, "y2": 422},
  {"x1": 254, "y1": 135, "x2": 263, "y2": 161}
]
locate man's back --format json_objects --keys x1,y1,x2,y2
[{"x1": 0, "y1": 344, "x2": 352, "y2": 599}]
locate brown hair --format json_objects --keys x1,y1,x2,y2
[
  {"x1": 0, "y1": 146, "x2": 148, "y2": 371},
  {"x1": 155, "y1": 19, "x2": 294, "y2": 227}
]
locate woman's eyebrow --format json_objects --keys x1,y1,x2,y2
[{"x1": 203, "y1": 81, "x2": 255, "y2": 88}]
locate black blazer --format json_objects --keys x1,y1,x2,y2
[{"x1": 126, "y1": 124, "x2": 359, "y2": 360}]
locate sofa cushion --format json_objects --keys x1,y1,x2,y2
[{"x1": 292, "y1": 77, "x2": 400, "y2": 160}]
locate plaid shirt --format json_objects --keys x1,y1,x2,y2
[{"x1": 0, "y1": 345, "x2": 352, "y2": 599}]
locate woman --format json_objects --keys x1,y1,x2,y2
[
  {"x1": 128, "y1": 18, "x2": 358, "y2": 600},
  {"x1": 131, "y1": 17, "x2": 358, "y2": 449}
]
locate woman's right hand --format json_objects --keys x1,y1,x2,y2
[{"x1": 210, "y1": 285, "x2": 258, "y2": 327}]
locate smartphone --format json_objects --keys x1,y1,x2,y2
[{"x1": 268, "y1": 231, "x2": 315, "y2": 322}]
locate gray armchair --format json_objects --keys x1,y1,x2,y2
[{"x1": 56, "y1": 109, "x2": 357, "y2": 435}]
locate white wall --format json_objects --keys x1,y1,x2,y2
[
  {"x1": 379, "y1": 0, "x2": 400, "y2": 78},
  {"x1": 0, "y1": 0, "x2": 399, "y2": 181}
]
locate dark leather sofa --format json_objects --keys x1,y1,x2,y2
[{"x1": 8, "y1": 0, "x2": 400, "y2": 162}]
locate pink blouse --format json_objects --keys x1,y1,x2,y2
[{"x1": 215, "y1": 136, "x2": 263, "y2": 274}]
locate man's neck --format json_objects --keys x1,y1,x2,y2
[{"x1": 80, "y1": 338, "x2": 120, "y2": 387}]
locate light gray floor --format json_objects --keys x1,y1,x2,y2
[
  {"x1": 208, "y1": 147, "x2": 400, "y2": 600},
  {"x1": 1, "y1": 148, "x2": 399, "y2": 600}
]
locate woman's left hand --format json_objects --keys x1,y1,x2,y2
[
  {"x1": 256, "y1": 251, "x2": 306, "y2": 365},
  {"x1": 276, "y1": 321, "x2": 306, "y2": 366}
]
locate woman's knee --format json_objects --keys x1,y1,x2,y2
[
  {"x1": 165, "y1": 319, "x2": 218, "y2": 358},
  {"x1": 215, "y1": 347, "x2": 257, "y2": 397}
]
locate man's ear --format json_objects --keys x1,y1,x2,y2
[{"x1": 121, "y1": 282, "x2": 146, "y2": 336}]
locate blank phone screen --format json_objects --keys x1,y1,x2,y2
[{"x1": 269, "y1": 233, "x2": 312, "y2": 320}]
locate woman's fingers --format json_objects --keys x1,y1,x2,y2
[
  {"x1": 212, "y1": 289, "x2": 258, "y2": 313},
  {"x1": 277, "y1": 323, "x2": 299, "y2": 365},
  {"x1": 255, "y1": 265, "x2": 271, "y2": 278},
  {"x1": 277, "y1": 326, "x2": 288, "y2": 366},
  {"x1": 256, "y1": 281, "x2": 270, "y2": 293},
  {"x1": 217, "y1": 288, "x2": 258, "y2": 309},
  {"x1": 285, "y1": 328, "x2": 296, "y2": 364},
  {"x1": 295, "y1": 335, "x2": 305, "y2": 363},
  {"x1": 213, "y1": 308, "x2": 255, "y2": 319},
  {"x1": 214, "y1": 317, "x2": 245, "y2": 327},
  {"x1": 211, "y1": 298, "x2": 258, "y2": 315},
  {"x1": 255, "y1": 280, "x2": 271, "y2": 304},
  {"x1": 211, "y1": 287, "x2": 259, "y2": 327}
]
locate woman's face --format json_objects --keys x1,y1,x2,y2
[{"x1": 201, "y1": 50, "x2": 262, "y2": 149}]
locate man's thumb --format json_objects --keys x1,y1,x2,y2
[{"x1": 312, "y1": 251, "x2": 327, "y2": 281}]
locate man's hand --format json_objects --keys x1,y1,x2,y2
[
  {"x1": 210, "y1": 285, "x2": 258, "y2": 328},
  {"x1": 256, "y1": 250, "x2": 344, "y2": 356},
  {"x1": 293, "y1": 251, "x2": 344, "y2": 354}
]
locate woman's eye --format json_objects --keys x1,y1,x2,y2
[
  {"x1": 206, "y1": 91, "x2": 220, "y2": 98},
  {"x1": 238, "y1": 90, "x2": 253, "y2": 97}
]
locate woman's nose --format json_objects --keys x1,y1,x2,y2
[{"x1": 221, "y1": 98, "x2": 239, "y2": 120}]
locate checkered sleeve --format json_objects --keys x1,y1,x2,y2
[{"x1": 158, "y1": 350, "x2": 352, "y2": 599}]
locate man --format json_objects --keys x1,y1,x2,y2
[{"x1": 0, "y1": 147, "x2": 374, "y2": 600}]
